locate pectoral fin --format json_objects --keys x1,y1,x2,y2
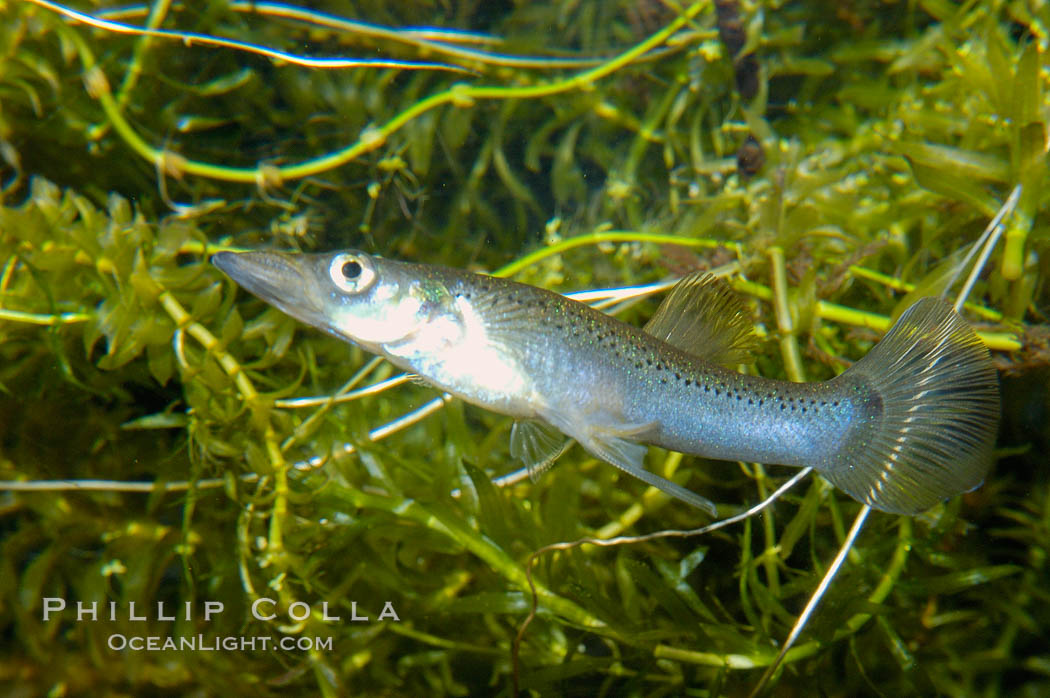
[
  {"x1": 644, "y1": 272, "x2": 757, "y2": 367},
  {"x1": 510, "y1": 419, "x2": 574, "y2": 481}
]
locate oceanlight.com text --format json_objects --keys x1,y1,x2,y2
[{"x1": 107, "y1": 634, "x2": 334, "y2": 652}]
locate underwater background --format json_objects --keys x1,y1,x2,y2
[{"x1": 0, "y1": 0, "x2": 1048, "y2": 695}]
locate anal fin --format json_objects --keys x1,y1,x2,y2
[{"x1": 575, "y1": 420, "x2": 718, "y2": 516}]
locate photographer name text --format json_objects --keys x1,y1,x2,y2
[{"x1": 42, "y1": 597, "x2": 400, "y2": 623}]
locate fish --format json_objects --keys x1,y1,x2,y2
[{"x1": 212, "y1": 249, "x2": 1000, "y2": 517}]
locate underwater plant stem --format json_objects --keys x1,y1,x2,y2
[
  {"x1": 321, "y1": 485, "x2": 606, "y2": 631},
  {"x1": 650, "y1": 512, "x2": 911, "y2": 672},
  {"x1": 277, "y1": 372, "x2": 412, "y2": 409},
  {"x1": 387, "y1": 623, "x2": 503, "y2": 656},
  {"x1": 0, "y1": 308, "x2": 91, "y2": 325},
  {"x1": 50, "y1": 0, "x2": 707, "y2": 185},
  {"x1": 493, "y1": 231, "x2": 743, "y2": 277},
  {"x1": 954, "y1": 185, "x2": 1020, "y2": 313},
  {"x1": 95, "y1": 0, "x2": 664, "y2": 70},
  {"x1": 749, "y1": 504, "x2": 873, "y2": 697},
  {"x1": 237, "y1": 501, "x2": 263, "y2": 599},
  {"x1": 34, "y1": 0, "x2": 468, "y2": 74},
  {"x1": 847, "y1": 266, "x2": 1004, "y2": 322},
  {"x1": 1001, "y1": 221, "x2": 1028, "y2": 281},
  {"x1": 279, "y1": 356, "x2": 389, "y2": 450},
  {"x1": 1000, "y1": 175, "x2": 1038, "y2": 281},
  {"x1": 735, "y1": 275, "x2": 1019, "y2": 351},
  {"x1": 853, "y1": 516, "x2": 912, "y2": 628},
  {"x1": 754, "y1": 464, "x2": 781, "y2": 600},
  {"x1": 1005, "y1": 251, "x2": 1038, "y2": 321},
  {"x1": 518, "y1": 468, "x2": 813, "y2": 674},
  {"x1": 156, "y1": 289, "x2": 260, "y2": 403},
  {"x1": 767, "y1": 246, "x2": 806, "y2": 382},
  {"x1": 266, "y1": 431, "x2": 289, "y2": 558},
  {"x1": 154, "y1": 275, "x2": 297, "y2": 613},
  {"x1": 56, "y1": 27, "x2": 165, "y2": 170},
  {"x1": 114, "y1": 0, "x2": 174, "y2": 109},
  {"x1": 0, "y1": 478, "x2": 227, "y2": 492},
  {"x1": 619, "y1": 80, "x2": 682, "y2": 226}
]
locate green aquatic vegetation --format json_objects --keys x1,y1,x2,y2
[{"x1": 1, "y1": 0, "x2": 1049, "y2": 696}]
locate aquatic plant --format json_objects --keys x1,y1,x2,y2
[{"x1": 0, "y1": 0, "x2": 1047, "y2": 695}]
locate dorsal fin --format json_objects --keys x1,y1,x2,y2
[{"x1": 643, "y1": 272, "x2": 758, "y2": 366}]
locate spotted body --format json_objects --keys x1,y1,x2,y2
[{"x1": 213, "y1": 250, "x2": 999, "y2": 516}]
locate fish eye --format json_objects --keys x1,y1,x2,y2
[
  {"x1": 328, "y1": 253, "x2": 376, "y2": 294},
  {"x1": 341, "y1": 260, "x2": 362, "y2": 279}
]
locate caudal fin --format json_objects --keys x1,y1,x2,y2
[{"x1": 820, "y1": 298, "x2": 999, "y2": 514}]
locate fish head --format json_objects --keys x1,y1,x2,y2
[{"x1": 213, "y1": 249, "x2": 437, "y2": 352}]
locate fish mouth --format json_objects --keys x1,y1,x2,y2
[{"x1": 212, "y1": 250, "x2": 329, "y2": 330}]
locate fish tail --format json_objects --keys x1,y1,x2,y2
[{"x1": 820, "y1": 298, "x2": 1000, "y2": 514}]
